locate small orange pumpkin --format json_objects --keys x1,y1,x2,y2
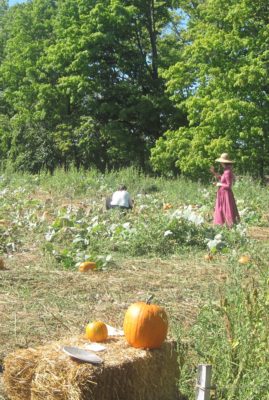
[
  {"x1": 238, "y1": 255, "x2": 251, "y2": 265},
  {"x1": 85, "y1": 321, "x2": 108, "y2": 342},
  {"x1": 123, "y1": 298, "x2": 168, "y2": 349},
  {"x1": 78, "y1": 261, "x2": 96, "y2": 272},
  {"x1": 0, "y1": 257, "x2": 5, "y2": 270},
  {"x1": 204, "y1": 254, "x2": 213, "y2": 261},
  {"x1": 163, "y1": 203, "x2": 172, "y2": 211}
]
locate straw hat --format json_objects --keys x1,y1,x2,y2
[{"x1": 215, "y1": 153, "x2": 234, "y2": 163}]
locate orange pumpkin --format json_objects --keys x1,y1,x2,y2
[
  {"x1": 204, "y1": 254, "x2": 213, "y2": 261},
  {"x1": 78, "y1": 261, "x2": 97, "y2": 272},
  {"x1": 123, "y1": 299, "x2": 168, "y2": 349},
  {"x1": 0, "y1": 257, "x2": 5, "y2": 270},
  {"x1": 163, "y1": 203, "x2": 172, "y2": 211},
  {"x1": 238, "y1": 255, "x2": 251, "y2": 265},
  {"x1": 85, "y1": 321, "x2": 108, "y2": 342}
]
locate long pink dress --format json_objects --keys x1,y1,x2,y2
[{"x1": 214, "y1": 168, "x2": 240, "y2": 227}]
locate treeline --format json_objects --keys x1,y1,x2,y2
[{"x1": 0, "y1": 0, "x2": 268, "y2": 178}]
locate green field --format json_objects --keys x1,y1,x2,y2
[{"x1": 1, "y1": 169, "x2": 269, "y2": 400}]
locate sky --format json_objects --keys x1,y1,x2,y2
[{"x1": 9, "y1": 0, "x2": 25, "y2": 5}]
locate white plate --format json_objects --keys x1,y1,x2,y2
[
  {"x1": 84, "y1": 343, "x2": 106, "y2": 352},
  {"x1": 62, "y1": 346, "x2": 103, "y2": 364}
]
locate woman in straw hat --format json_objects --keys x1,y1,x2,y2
[{"x1": 210, "y1": 153, "x2": 240, "y2": 227}]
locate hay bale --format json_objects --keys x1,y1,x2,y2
[
  {"x1": 3, "y1": 348, "x2": 40, "y2": 400},
  {"x1": 3, "y1": 336, "x2": 179, "y2": 400}
]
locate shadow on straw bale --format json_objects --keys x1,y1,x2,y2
[{"x1": 4, "y1": 336, "x2": 180, "y2": 400}]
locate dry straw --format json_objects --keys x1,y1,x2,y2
[{"x1": 4, "y1": 336, "x2": 180, "y2": 400}]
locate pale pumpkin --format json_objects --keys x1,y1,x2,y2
[
  {"x1": 78, "y1": 261, "x2": 96, "y2": 272},
  {"x1": 85, "y1": 321, "x2": 108, "y2": 342},
  {"x1": 238, "y1": 255, "x2": 251, "y2": 264},
  {"x1": 123, "y1": 300, "x2": 168, "y2": 349}
]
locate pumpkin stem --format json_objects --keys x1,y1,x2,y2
[{"x1": 146, "y1": 294, "x2": 154, "y2": 304}]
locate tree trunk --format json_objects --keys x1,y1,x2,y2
[{"x1": 147, "y1": 0, "x2": 158, "y2": 82}]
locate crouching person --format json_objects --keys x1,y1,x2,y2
[{"x1": 106, "y1": 185, "x2": 133, "y2": 210}]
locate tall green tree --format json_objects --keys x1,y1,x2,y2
[
  {"x1": 151, "y1": 0, "x2": 269, "y2": 179},
  {"x1": 0, "y1": 0, "x2": 13, "y2": 163},
  {"x1": 0, "y1": 0, "x2": 59, "y2": 172},
  {"x1": 44, "y1": 0, "x2": 183, "y2": 170},
  {"x1": 0, "y1": 0, "x2": 8, "y2": 59},
  {"x1": 0, "y1": 0, "x2": 183, "y2": 172}
]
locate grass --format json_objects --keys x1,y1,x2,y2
[
  {"x1": 0, "y1": 168, "x2": 269, "y2": 399},
  {"x1": 0, "y1": 252, "x2": 225, "y2": 358},
  {"x1": 179, "y1": 240, "x2": 269, "y2": 399}
]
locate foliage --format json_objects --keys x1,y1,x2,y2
[
  {"x1": 1, "y1": 1, "x2": 268, "y2": 177},
  {"x1": 0, "y1": 167, "x2": 260, "y2": 267},
  {"x1": 179, "y1": 243, "x2": 269, "y2": 399},
  {"x1": 151, "y1": 0, "x2": 269, "y2": 179},
  {"x1": 43, "y1": 198, "x2": 215, "y2": 267},
  {"x1": 0, "y1": 0, "x2": 184, "y2": 172},
  {"x1": 22, "y1": 168, "x2": 256, "y2": 266}
]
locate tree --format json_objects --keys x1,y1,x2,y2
[
  {"x1": 0, "y1": 0, "x2": 184, "y2": 172},
  {"x1": 46, "y1": 0, "x2": 182, "y2": 170},
  {"x1": 0, "y1": 0, "x2": 59, "y2": 172},
  {"x1": 0, "y1": 1, "x2": 13, "y2": 163},
  {"x1": 151, "y1": 0, "x2": 269, "y2": 179}
]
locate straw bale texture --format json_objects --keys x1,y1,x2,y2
[
  {"x1": 3, "y1": 348, "x2": 40, "y2": 400},
  {"x1": 4, "y1": 336, "x2": 180, "y2": 400}
]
